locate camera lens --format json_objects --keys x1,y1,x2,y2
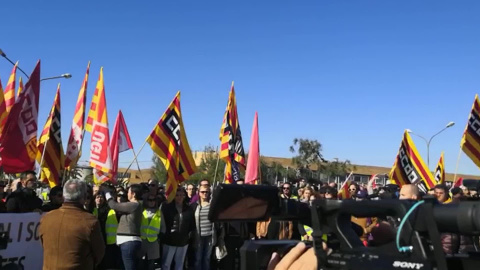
[{"x1": 433, "y1": 202, "x2": 480, "y2": 235}]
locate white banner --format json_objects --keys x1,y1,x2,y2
[{"x1": 0, "y1": 213, "x2": 43, "y2": 269}]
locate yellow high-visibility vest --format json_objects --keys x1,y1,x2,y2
[
  {"x1": 301, "y1": 225, "x2": 328, "y2": 242},
  {"x1": 93, "y1": 208, "x2": 118, "y2": 245},
  {"x1": 141, "y1": 209, "x2": 161, "y2": 242}
]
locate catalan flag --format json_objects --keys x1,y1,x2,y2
[
  {"x1": 0, "y1": 78, "x2": 7, "y2": 134},
  {"x1": 0, "y1": 61, "x2": 41, "y2": 173},
  {"x1": 16, "y1": 77, "x2": 24, "y2": 98},
  {"x1": 65, "y1": 62, "x2": 90, "y2": 168},
  {"x1": 219, "y1": 82, "x2": 246, "y2": 183},
  {"x1": 146, "y1": 91, "x2": 197, "y2": 202},
  {"x1": 434, "y1": 152, "x2": 445, "y2": 185},
  {"x1": 460, "y1": 95, "x2": 480, "y2": 169},
  {"x1": 88, "y1": 68, "x2": 112, "y2": 183},
  {"x1": 338, "y1": 172, "x2": 353, "y2": 200},
  {"x1": 37, "y1": 84, "x2": 64, "y2": 187},
  {"x1": 4, "y1": 62, "x2": 17, "y2": 113},
  {"x1": 389, "y1": 130, "x2": 436, "y2": 193},
  {"x1": 85, "y1": 64, "x2": 99, "y2": 133}
]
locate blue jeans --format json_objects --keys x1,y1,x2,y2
[
  {"x1": 195, "y1": 235, "x2": 213, "y2": 270},
  {"x1": 120, "y1": 240, "x2": 142, "y2": 270}
]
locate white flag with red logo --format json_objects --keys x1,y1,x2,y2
[{"x1": 110, "y1": 110, "x2": 133, "y2": 182}]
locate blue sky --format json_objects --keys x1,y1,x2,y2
[{"x1": 1, "y1": 1, "x2": 480, "y2": 177}]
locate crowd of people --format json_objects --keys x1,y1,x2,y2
[{"x1": 1, "y1": 171, "x2": 480, "y2": 270}]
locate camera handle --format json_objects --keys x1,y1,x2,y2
[
  {"x1": 418, "y1": 200, "x2": 448, "y2": 270},
  {"x1": 310, "y1": 204, "x2": 328, "y2": 269}
]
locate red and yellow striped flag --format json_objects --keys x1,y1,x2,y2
[
  {"x1": 88, "y1": 68, "x2": 112, "y2": 182},
  {"x1": 37, "y1": 84, "x2": 64, "y2": 187},
  {"x1": 147, "y1": 91, "x2": 197, "y2": 202},
  {"x1": 434, "y1": 152, "x2": 445, "y2": 185},
  {"x1": 85, "y1": 63, "x2": 99, "y2": 133},
  {"x1": 219, "y1": 82, "x2": 245, "y2": 183},
  {"x1": 0, "y1": 77, "x2": 7, "y2": 134},
  {"x1": 338, "y1": 172, "x2": 353, "y2": 199},
  {"x1": 461, "y1": 95, "x2": 480, "y2": 169},
  {"x1": 4, "y1": 62, "x2": 17, "y2": 113},
  {"x1": 65, "y1": 62, "x2": 90, "y2": 168},
  {"x1": 16, "y1": 77, "x2": 24, "y2": 98},
  {"x1": 389, "y1": 130, "x2": 435, "y2": 193}
]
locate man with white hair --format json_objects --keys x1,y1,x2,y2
[{"x1": 40, "y1": 179, "x2": 105, "y2": 269}]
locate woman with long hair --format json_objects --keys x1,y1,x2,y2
[{"x1": 161, "y1": 187, "x2": 195, "y2": 270}]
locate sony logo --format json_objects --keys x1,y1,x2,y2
[{"x1": 393, "y1": 261, "x2": 424, "y2": 270}]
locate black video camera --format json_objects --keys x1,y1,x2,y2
[{"x1": 209, "y1": 184, "x2": 480, "y2": 270}]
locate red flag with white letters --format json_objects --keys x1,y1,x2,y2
[
  {"x1": 89, "y1": 67, "x2": 112, "y2": 183},
  {"x1": 0, "y1": 61, "x2": 41, "y2": 173}
]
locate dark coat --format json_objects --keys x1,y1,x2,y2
[
  {"x1": 161, "y1": 201, "x2": 195, "y2": 246},
  {"x1": 5, "y1": 188, "x2": 42, "y2": 213}
]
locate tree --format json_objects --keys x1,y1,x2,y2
[
  {"x1": 151, "y1": 155, "x2": 167, "y2": 184},
  {"x1": 289, "y1": 138, "x2": 323, "y2": 169},
  {"x1": 289, "y1": 138, "x2": 324, "y2": 179},
  {"x1": 322, "y1": 158, "x2": 356, "y2": 178},
  {"x1": 187, "y1": 145, "x2": 226, "y2": 185}
]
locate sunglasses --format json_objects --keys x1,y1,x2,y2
[
  {"x1": 283, "y1": 187, "x2": 290, "y2": 190},
  {"x1": 200, "y1": 191, "x2": 209, "y2": 194}
]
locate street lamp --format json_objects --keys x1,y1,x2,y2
[
  {"x1": 407, "y1": 121, "x2": 455, "y2": 167},
  {"x1": 0, "y1": 48, "x2": 31, "y2": 78},
  {"x1": 1, "y1": 48, "x2": 72, "y2": 82},
  {"x1": 40, "y1": 73, "x2": 72, "y2": 82}
]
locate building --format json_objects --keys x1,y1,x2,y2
[{"x1": 118, "y1": 151, "x2": 479, "y2": 185}]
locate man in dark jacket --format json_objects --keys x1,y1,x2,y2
[
  {"x1": 6, "y1": 171, "x2": 42, "y2": 213},
  {"x1": 41, "y1": 186, "x2": 64, "y2": 212}
]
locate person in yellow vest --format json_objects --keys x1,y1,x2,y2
[
  {"x1": 94, "y1": 191, "x2": 121, "y2": 269},
  {"x1": 141, "y1": 194, "x2": 164, "y2": 270}
]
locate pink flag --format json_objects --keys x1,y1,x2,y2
[
  {"x1": 245, "y1": 112, "x2": 260, "y2": 184},
  {"x1": 110, "y1": 110, "x2": 133, "y2": 182}
]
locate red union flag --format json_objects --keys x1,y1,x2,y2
[
  {"x1": 88, "y1": 68, "x2": 112, "y2": 183},
  {"x1": 0, "y1": 61, "x2": 41, "y2": 173},
  {"x1": 110, "y1": 110, "x2": 133, "y2": 182}
]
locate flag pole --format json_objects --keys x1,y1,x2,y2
[
  {"x1": 123, "y1": 141, "x2": 147, "y2": 177},
  {"x1": 37, "y1": 140, "x2": 49, "y2": 179},
  {"x1": 453, "y1": 147, "x2": 462, "y2": 185},
  {"x1": 131, "y1": 147, "x2": 144, "y2": 182},
  {"x1": 213, "y1": 146, "x2": 220, "y2": 186}
]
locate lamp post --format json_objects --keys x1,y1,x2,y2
[
  {"x1": 407, "y1": 121, "x2": 455, "y2": 168},
  {"x1": 40, "y1": 73, "x2": 72, "y2": 82},
  {"x1": 0, "y1": 48, "x2": 31, "y2": 78},
  {"x1": 0, "y1": 48, "x2": 72, "y2": 82}
]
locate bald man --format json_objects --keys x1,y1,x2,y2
[{"x1": 399, "y1": 184, "x2": 420, "y2": 200}]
